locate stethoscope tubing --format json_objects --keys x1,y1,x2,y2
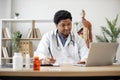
[{"x1": 56, "y1": 30, "x2": 75, "y2": 50}]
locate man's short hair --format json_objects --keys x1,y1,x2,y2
[{"x1": 54, "y1": 10, "x2": 72, "y2": 24}]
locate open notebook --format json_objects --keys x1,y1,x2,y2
[{"x1": 75, "y1": 42, "x2": 119, "y2": 67}]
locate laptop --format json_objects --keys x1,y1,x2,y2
[
  {"x1": 74, "y1": 42, "x2": 119, "y2": 67},
  {"x1": 85, "y1": 42, "x2": 119, "y2": 66}
]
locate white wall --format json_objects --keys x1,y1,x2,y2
[{"x1": 0, "y1": 0, "x2": 11, "y2": 18}]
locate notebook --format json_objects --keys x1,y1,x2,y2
[{"x1": 74, "y1": 42, "x2": 119, "y2": 67}]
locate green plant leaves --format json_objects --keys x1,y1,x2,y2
[
  {"x1": 96, "y1": 14, "x2": 120, "y2": 43},
  {"x1": 12, "y1": 31, "x2": 22, "y2": 52}
]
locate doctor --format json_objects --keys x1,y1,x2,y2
[{"x1": 34, "y1": 10, "x2": 89, "y2": 64}]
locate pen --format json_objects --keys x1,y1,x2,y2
[{"x1": 48, "y1": 47, "x2": 53, "y2": 58}]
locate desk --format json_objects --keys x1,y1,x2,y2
[{"x1": 0, "y1": 64, "x2": 120, "y2": 80}]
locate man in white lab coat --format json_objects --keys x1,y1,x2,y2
[{"x1": 34, "y1": 10, "x2": 89, "y2": 64}]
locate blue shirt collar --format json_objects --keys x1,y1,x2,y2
[{"x1": 57, "y1": 31, "x2": 68, "y2": 46}]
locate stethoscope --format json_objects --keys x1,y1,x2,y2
[{"x1": 56, "y1": 30, "x2": 75, "y2": 50}]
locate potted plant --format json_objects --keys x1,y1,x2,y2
[
  {"x1": 12, "y1": 31, "x2": 23, "y2": 70},
  {"x1": 96, "y1": 15, "x2": 120, "y2": 42},
  {"x1": 15, "y1": 12, "x2": 19, "y2": 19},
  {"x1": 12, "y1": 31, "x2": 22, "y2": 53}
]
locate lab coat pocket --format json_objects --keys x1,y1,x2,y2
[{"x1": 69, "y1": 43, "x2": 80, "y2": 62}]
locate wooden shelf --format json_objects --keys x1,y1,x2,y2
[
  {"x1": 1, "y1": 57, "x2": 33, "y2": 60},
  {"x1": 1, "y1": 57, "x2": 12, "y2": 59},
  {"x1": 0, "y1": 19, "x2": 53, "y2": 23},
  {"x1": 0, "y1": 19, "x2": 52, "y2": 65},
  {"x1": 2, "y1": 38, "x2": 41, "y2": 40}
]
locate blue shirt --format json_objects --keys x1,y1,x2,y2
[{"x1": 58, "y1": 33, "x2": 67, "y2": 46}]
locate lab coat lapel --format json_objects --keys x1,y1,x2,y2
[
  {"x1": 57, "y1": 35, "x2": 64, "y2": 48},
  {"x1": 54, "y1": 29, "x2": 64, "y2": 48},
  {"x1": 64, "y1": 34, "x2": 71, "y2": 47}
]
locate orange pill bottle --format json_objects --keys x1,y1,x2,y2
[{"x1": 33, "y1": 56, "x2": 40, "y2": 71}]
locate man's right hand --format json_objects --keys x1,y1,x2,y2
[{"x1": 42, "y1": 57, "x2": 56, "y2": 64}]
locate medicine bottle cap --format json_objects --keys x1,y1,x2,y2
[{"x1": 34, "y1": 56, "x2": 39, "y2": 60}]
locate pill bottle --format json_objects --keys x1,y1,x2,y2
[
  {"x1": 33, "y1": 56, "x2": 40, "y2": 71},
  {"x1": 25, "y1": 53, "x2": 30, "y2": 69}
]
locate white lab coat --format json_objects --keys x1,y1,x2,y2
[{"x1": 34, "y1": 29, "x2": 89, "y2": 64}]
